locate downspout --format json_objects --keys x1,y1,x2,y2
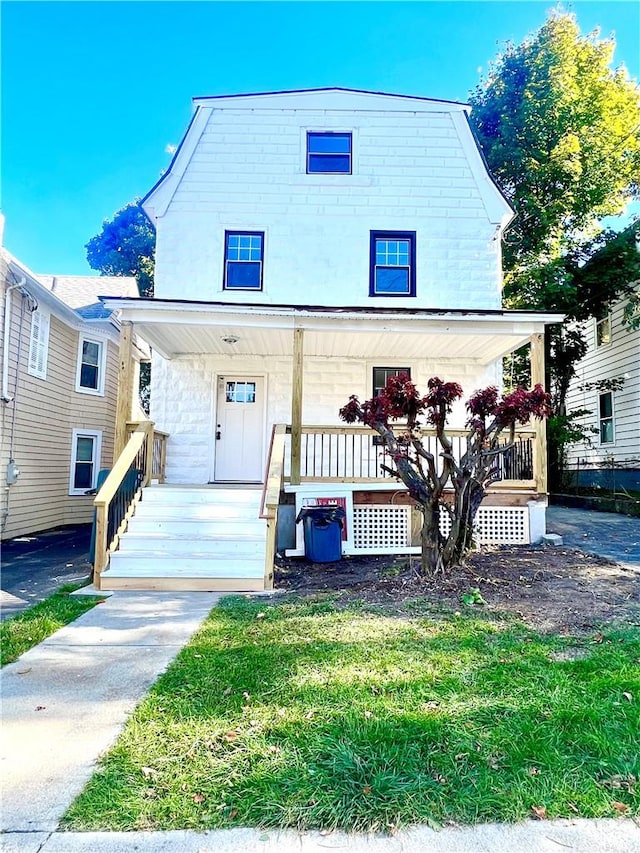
[{"x1": 1, "y1": 278, "x2": 26, "y2": 403}]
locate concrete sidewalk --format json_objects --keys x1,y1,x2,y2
[
  {"x1": 1, "y1": 591, "x2": 218, "y2": 838},
  {"x1": 3, "y1": 820, "x2": 639, "y2": 853}
]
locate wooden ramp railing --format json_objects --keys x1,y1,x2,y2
[
  {"x1": 93, "y1": 421, "x2": 169, "y2": 588},
  {"x1": 260, "y1": 424, "x2": 288, "y2": 590}
]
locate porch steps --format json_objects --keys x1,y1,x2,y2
[{"x1": 99, "y1": 485, "x2": 268, "y2": 592}]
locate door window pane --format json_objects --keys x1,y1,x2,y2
[{"x1": 226, "y1": 381, "x2": 256, "y2": 403}]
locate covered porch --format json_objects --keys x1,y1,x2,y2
[{"x1": 93, "y1": 298, "x2": 562, "y2": 590}]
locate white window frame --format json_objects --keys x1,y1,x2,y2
[
  {"x1": 598, "y1": 391, "x2": 615, "y2": 445},
  {"x1": 69, "y1": 429, "x2": 102, "y2": 496},
  {"x1": 596, "y1": 313, "x2": 611, "y2": 347},
  {"x1": 27, "y1": 308, "x2": 50, "y2": 380},
  {"x1": 75, "y1": 336, "x2": 106, "y2": 396}
]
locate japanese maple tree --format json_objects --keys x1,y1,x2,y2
[{"x1": 340, "y1": 374, "x2": 551, "y2": 575}]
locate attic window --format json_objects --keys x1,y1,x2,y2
[{"x1": 307, "y1": 132, "x2": 352, "y2": 174}]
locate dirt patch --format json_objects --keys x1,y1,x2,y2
[{"x1": 275, "y1": 546, "x2": 640, "y2": 633}]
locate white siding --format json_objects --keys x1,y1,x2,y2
[
  {"x1": 152, "y1": 104, "x2": 504, "y2": 310},
  {"x1": 151, "y1": 352, "x2": 498, "y2": 485},
  {"x1": 565, "y1": 293, "x2": 640, "y2": 468}
]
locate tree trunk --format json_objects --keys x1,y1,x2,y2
[
  {"x1": 419, "y1": 502, "x2": 444, "y2": 576},
  {"x1": 441, "y1": 481, "x2": 485, "y2": 569}
]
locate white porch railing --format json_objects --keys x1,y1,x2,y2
[{"x1": 284, "y1": 425, "x2": 537, "y2": 488}]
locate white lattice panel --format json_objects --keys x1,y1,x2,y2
[
  {"x1": 439, "y1": 506, "x2": 529, "y2": 545},
  {"x1": 352, "y1": 505, "x2": 411, "y2": 552},
  {"x1": 476, "y1": 507, "x2": 529, "y2": 544}
]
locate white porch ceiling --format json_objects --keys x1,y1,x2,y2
[{"x1": 105, "y1": 299, "x2": 564, "y2": 364}]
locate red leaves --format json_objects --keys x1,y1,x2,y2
[
  {"x1": 341, "y1": 378, "x2": 551, "y2": 436},
  {"x1": 467, "y1": 383, "x2": 552, "y2": 429}
]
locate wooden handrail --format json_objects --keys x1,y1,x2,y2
[
  {"x1": 93, "y1": 422, "x2": 152, "y2": 587},
  {"x1": 95, "y1": 425, "x2": 149, "y2": 510},
  {"x1": 259, "y1": 424, "x2": 288, "y2": 591}
]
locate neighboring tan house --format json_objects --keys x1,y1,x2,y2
[
  {"x1": 95, "y1": 87, "x2": 562, "y2": 593},
  {"x1": 0, "y1": 242, "x2": 143, "y2": 540},
  {"x1": 564, "y1": 285, "x2": 640, "y2": 491}
]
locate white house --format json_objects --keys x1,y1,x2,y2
[
  {"x1": 96, "y1": 88, "x2": 562, "y2": 592},
  {"x1": 564, "y1": 285, "x2": 640, "y2": 491}
]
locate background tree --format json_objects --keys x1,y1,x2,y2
[
  {"x1": 469, "y1": 11, "x2": 640, "y2": 487},
  {"x1": 340, "y1": 374, "x2": 550, "y2": 575},
  {"x1": 86, "y1": 200, "x2": 156, "y2": 412},
  {"x1": 86, "y1": 200, "x2": 155, "y2": 297}
]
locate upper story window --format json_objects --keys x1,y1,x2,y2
[
  {"x1": 599, "y1": 392, "x2": 614, "y2": 444},
  {"x1": 307, "y1": 132, "x2": 352, "y2": 174},
  {"x1": 27, "y1": 308, "x2": 50, "y2": 380},
  {"x1": 76, "y1": 337, "x2": 105, "y2": 395},
  {"x1": 596, "y1": 311, "x2": 611, "y2": 347},
  {"x1": 370, "y1": 231, "x2": 416, "y2": 297},
  {"x1": 224, "y1": 231, "x2": 264, "y2": 290},
  {"x1": 373, "y1": 367, "x2": 411, "y2": 397}
]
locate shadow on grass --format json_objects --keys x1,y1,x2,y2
[{"x1": 62, "y1": 596, "x2": 640, "y2": 832}]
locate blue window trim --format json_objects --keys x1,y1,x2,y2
[
  {"x1": 369, "y1": 231, "x2": 416, "y2": 297},
  {"x1": 223, "y1": 230, "x2": 264, "y2": 291},
  {"x1": 306, "y1": 132, "x2": 352, "y2": 174}
]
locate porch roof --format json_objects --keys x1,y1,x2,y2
[{"x1": 103, "y1": 297, "x2": 564, "y2": 364}]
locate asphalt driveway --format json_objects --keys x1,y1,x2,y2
[
  {"x1": 546, "y1": 505, "x2": 640, "y2": 570},
  {"x1": 1, "y1": 525, "x2": 92, "y2": 620}
]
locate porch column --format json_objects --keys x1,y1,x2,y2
[
  {"x1": 114, "y1": 321, "x2": 135, "y2": 459},
  {"x1": 290, "y1": 327, "x2": 304, "y2": 485},
  {"x1": 530, "y1": 333, "x2": 547, "y2": 494}
]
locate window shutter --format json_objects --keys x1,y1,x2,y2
[{"x1": 28, "y1": 310, "x2": 49, "y2": 379}]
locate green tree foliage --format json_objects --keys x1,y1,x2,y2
[
  {"x1": 470, "y1": 11, "x2": 640, "y2": 307},
  {"x1": 86, "y1": 201, "x2": 155, "y2": 297},
  {"x1": 470, "y1": 11, "x2": 640, "y2": 487}
]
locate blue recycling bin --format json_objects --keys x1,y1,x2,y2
[{"x1": 296, "y1": 505, "x2": 346, "y2": 563}]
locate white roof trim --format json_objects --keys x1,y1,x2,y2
[
  {"x1": 142, "y1": 106, "x2": 212, "y2": 222},
  {"x1": 449, "y1": 111, "x2": 514, "y2": 229},
  {"x1": 192, "y1": 88, "x2": 470, "y2": 113},
  {"x1": 103, "y1": 297, "x2": 563, "y2": 327}
]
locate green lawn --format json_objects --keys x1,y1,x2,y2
[
  {"x1": 62, "y1": 596, "x2": 639, "y2": 832},
  {"x1": 1, "y1": 584, "x2": 104, "y2": 666}
]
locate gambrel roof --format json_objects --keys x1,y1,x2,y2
[{"x1": 142, "y1": 87, "x2": 514, "y2": 230}]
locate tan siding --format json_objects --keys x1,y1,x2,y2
[{"x1": 1, "y1": 279, "x2": 119, "y2": 539}]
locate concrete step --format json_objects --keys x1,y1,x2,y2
[
  {"x1": 107, "y1": 553, "x2": 265, "y2": 578},
  {"x1": 127, "y1": 518, "x2": 265, "y2": 537},
  {"x1": 120, "y1": 534, "x2": 265, "y2": 557}
]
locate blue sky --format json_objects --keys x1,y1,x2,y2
[{"x1": 2, "y1": 1, "x2": 639, "y2": 275}]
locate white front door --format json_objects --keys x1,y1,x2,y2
[{"x1": 213, "y1": 376, "x2": 265, "y2": 482}]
